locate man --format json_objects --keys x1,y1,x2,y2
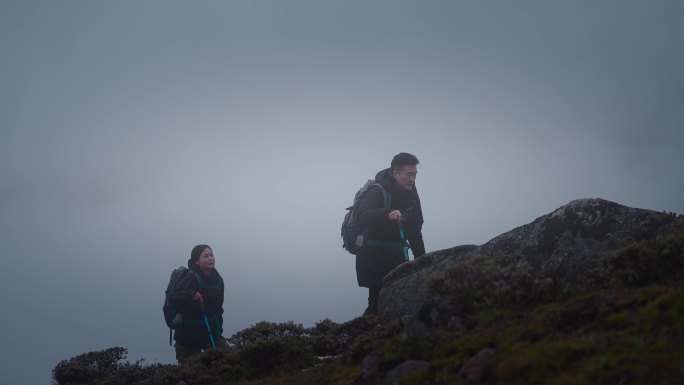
[{"x1": 354, "y1": 152, "x2": 425, "y2": 315}]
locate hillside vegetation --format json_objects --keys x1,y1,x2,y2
[{"x1": 53, "y1": 208, "x2": 684, "y2": 385}]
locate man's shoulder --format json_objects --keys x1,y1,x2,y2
[{"x1": 362, "y1": 182, "x2": 388, "y2": 199}]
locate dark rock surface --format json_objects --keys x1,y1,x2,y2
[
  {"x1": 457, "y1": 348, "x2": 495, "y2": 385},
  {"x1": 385, "y1": 359, "x2": 431, "y2": 383},
  {"x1": 378, "y1": 198, "x2": 675, "y2": 319}
]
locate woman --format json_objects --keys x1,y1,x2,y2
[{"x1": 168, "y1": 244, "x2": 227, "y2": 363}]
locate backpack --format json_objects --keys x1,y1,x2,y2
[
  {"x1": 163, "y1": 266, "x2": 199, "y2": 344},
  {"x1": 341, "y1": 180, "x2": 392, "y2": 254}
]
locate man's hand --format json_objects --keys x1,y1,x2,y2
[{"x1": 388, "y1": 210, "x2": 404, "y2": 221}]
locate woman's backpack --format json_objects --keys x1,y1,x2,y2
[{"x1": 163, "y1": 266, "x2": 200, "y2": 345}]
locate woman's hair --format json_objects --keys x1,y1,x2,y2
[
  {"x1": 189, "y1": 244, "x2": 212, "y2": 264},
  {"x1": 391, "y1": 152, "x2": 419, "y2": 171}
]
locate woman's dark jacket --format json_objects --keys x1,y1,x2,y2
[
  {"x1": 354, "y1": 168, "x2": 425, "y2": 288},
  {"x1": 167, "y1": 262, "x2": 224, "y2": 347}
]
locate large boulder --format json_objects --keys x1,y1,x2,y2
[{"x1": 378, "y1": 198, "x2": 680, "y2": 319}]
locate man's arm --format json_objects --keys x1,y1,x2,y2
[{"x1": 408, "y1": 232, "x2": 425, "y2": 258}]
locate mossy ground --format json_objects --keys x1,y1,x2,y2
[
  {"x1": 53, "y1": 222, "x2": 684, "y2": 385},
  {"x1": 223, "y1": 283, "x2": 682, "y2": 385}
]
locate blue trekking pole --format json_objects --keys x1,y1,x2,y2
[
  {"x1": 199, "y1": 299, "x2": 217, "y2": 348},
  {"x1": 398, "y1": 220, "x2": 409, "y2": 261}
]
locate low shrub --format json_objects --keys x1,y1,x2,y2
[
  {"x1": 53, "y1": 347, "x2": 127, "y2": 385},
  {"x1": 596, "y1": 229, "x2": 684, "y2": 288}
]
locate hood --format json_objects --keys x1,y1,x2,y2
[{"x1": 374, "y1": 168, "x2": 392, "y2": 189}]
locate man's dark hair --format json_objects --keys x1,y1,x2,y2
[{"x1": 391, "y1": 152, "x2": 419, "y2": 171}]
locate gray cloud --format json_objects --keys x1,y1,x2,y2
[{"x1": 1, "y1": 1, "x2": 683, "y2": 384}]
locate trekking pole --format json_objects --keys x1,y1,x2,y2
[
  {"x1": 398, "y1": 220, "x2": 409, "y2": 261},
  {"x1": 199, "y1": 299, "x2": 217, "y2": 349}
]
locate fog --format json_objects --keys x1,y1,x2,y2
[{"x1": 1, "y1": 1, "x2": 683, "y2": 384}]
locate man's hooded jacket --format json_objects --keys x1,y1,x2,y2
[{"x1": 353, "y1": 168, "x2": 425, "y2": 288}]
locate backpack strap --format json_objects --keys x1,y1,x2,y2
[
  {"x1": 368, "y1": 182, "x2": 392, "y2": 209},
  {"x1": 377, "y1": 183, "x2": 392, "y2": 209}
]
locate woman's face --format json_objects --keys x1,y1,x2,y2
[{"x1": 195, "y1": 247, "x2": 215, "y2": 272}]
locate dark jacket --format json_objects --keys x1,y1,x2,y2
[
  {"x1": 354, "y1": 168, "x2": 425, "y2": 288},
  {"x1": 167, "y1": 262, "x2": 224, "y2": 347}
]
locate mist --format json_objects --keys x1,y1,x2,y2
[{"x1": 1, "y1": 1, "x2": 683, "y2": 384}]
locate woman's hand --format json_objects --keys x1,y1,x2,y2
[{"x1": 193, "y1": 292, "x2": 204, "y2": 302}]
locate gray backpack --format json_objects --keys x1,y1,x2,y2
[{"x1": 340, "y1": 180, "x2": 392, "y2": 254}]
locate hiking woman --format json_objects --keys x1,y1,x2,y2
[{"x1": 167, "y1": 244, "x2": 228, "y2": 363}]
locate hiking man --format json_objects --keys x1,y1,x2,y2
[
  {"x1": 166, "y1": 244, "x2": 228, "y2": 363},
  {"x1": 354, "y1": 152, "x2": 425, "y2": 315}
]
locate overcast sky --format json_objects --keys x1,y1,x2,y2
[{"x1": 1, "y1": 1, "x2": 683, "y2": 384}]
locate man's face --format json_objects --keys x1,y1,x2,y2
[{"x1": 392, "y1": 164, "x2": 418, "y2": 191}]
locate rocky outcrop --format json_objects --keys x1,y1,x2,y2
[
  {"x1": 54, "y1": 198, "x2": 684, "y2": 385},
  {"x1": 378, "y1": 244, "x2": 477, "y2": 320},
  {"x1": 378, "y1": 198, "x2": 680, "y2": 319}
]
